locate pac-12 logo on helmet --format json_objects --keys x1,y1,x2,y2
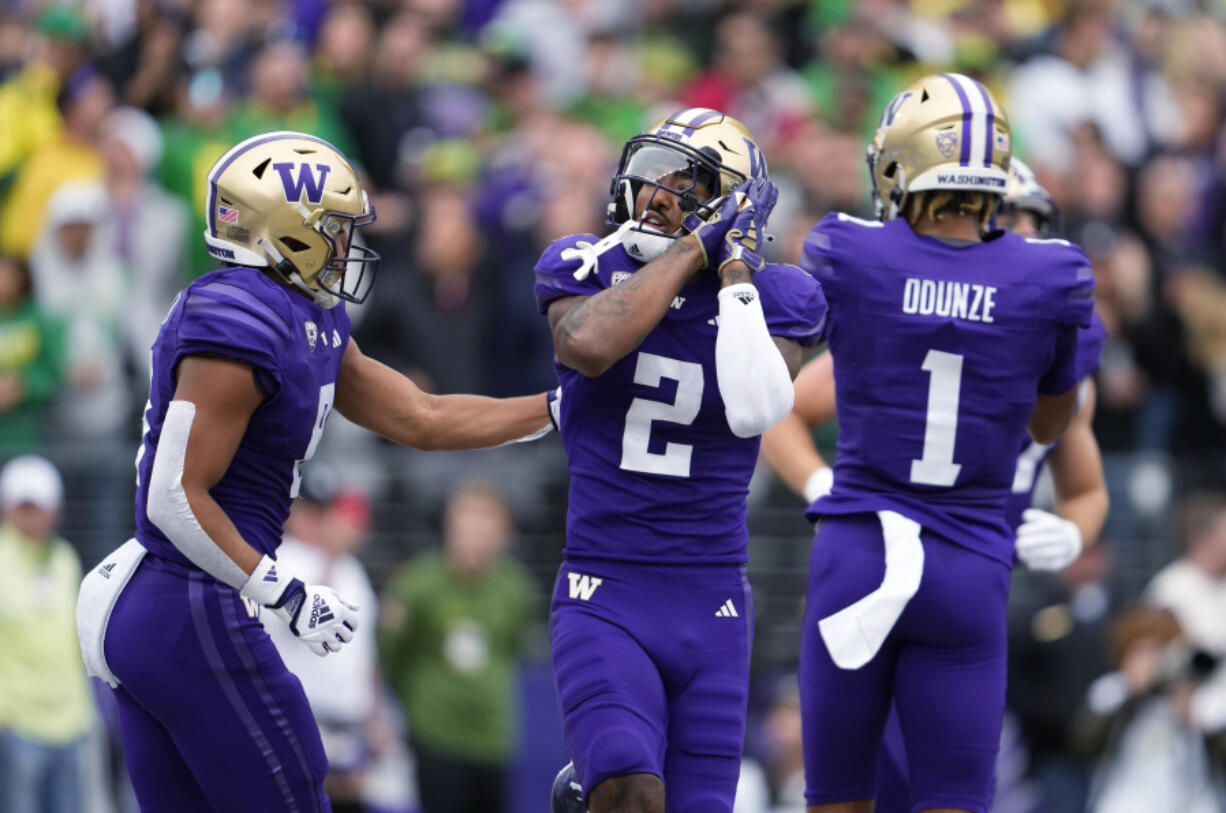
[
  {"x1": 867, "y1": 73, "x2": 1011, "y2": 221},
  {"x1": 203, "y1": 131, "x2": 380, "y2": 308},
  {"x1": 607, "y1": 107, "x2": 768, "y2": 262},
  {"x1": 550, "y1": 762, "x2": 586, "y2": 813}
]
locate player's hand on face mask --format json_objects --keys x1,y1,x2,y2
[
  {"x1": 717, "y1": 178, "x2": 778, "y2": 275},
  {"x1": 1015, "y1": 508, "x2": 1083, "y2": 571},
  {"x1": 270, "y1": 580, "x2": 360, "y2": 657},
  {"x1": 681, "y1": 188, "x2": 742, "y2": 269}
]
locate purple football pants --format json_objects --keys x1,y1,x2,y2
[
  {"x1": 799, "y1": 513, "x2": 1009, "y2": 813},
  {"x1": 104, "y1": 554, "x2": 331, "y2": 812},
  {"x1": 550, "y1": 560, "x2": 753, "y2": 813}
]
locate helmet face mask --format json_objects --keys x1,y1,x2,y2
[
  {"x1": 204, "y1": 131, "x2": 380, "y2": 308},
  {"x1": 607, "y1": 108, "x2": 767, "y2": 262},
  {"x1": 867, "y1": 73, "x2": 1011, "y2": 222}
]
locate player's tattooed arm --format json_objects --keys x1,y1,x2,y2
[
  {"x1": 335, "y1": 338, "x2": 551, "y2": 450},
  {"x1": 549, "y1": 235, "x2": 705, "y2": 377},
  {"x1": 717, "y1": 260, "x2": 753, "y2": 288}
]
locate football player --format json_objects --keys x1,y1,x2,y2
[
  {"x1": 534, "y1": 107, "x2": 827, "y2": 813},
  {"x1": 761, "y1": 156, "x2": 1108, "y2": 812},
  {"x1": 74, "y1": 131, "x2": 554, "y2": 812},
  {"x1": 791, "y1": 74, "x2": 1095, "y2": 813}
]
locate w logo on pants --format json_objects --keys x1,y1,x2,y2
[
  {"x1": 273, "y1": 162, "x2": 332, "y2": 204},
  {"x1": 567, "y1": 573, "x2": 602, "y2": 601}
]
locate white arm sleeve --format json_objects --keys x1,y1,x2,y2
[
  {"x1": 146, "y1": 400, "x2": 250, "y2": 590},
  {"x1": 715, "y1": 283, "x2": 795, "y2": 438}
]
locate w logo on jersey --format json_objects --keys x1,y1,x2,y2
[
  {"x1": 273, "y1": 162, "x2": 332, "y2": 204},
  {"x1": 567, "y1": 572, "x2": 602, "y2": 601}
]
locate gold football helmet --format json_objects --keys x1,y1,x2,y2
[
  {"x1": 203, "y1": 131, "x2": 378, "y2": 307},
  {"x1": 1000, "y1": 156, "x2": 1058, "y2": 236},
  {"x1": 867, "y1": 73, "x2": 1011, "y2": 221},
  {"x1": 608, "y1": 108, "x2": 768, "y2": 261}
]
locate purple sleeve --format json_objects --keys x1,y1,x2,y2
[
  {"x1": 798, "y1": 213, "x2": 843, "y2": 299},
  {"x1": 1047, "y1": 242, "x2": 1096, "y2": 328},
  {"x1": 174, "y1": 280, "x2": 289, "y2": 397},
  {"x1": 1038, "y1": 323, "x2": 1080, "y2": 395},
  {"x1": 757, "y1": 263, "x2": 828, "y2": 347},
  {"x1": 1074, "y1": 310, "x2": 1107, "y2": 380},
  {"x1": 533, "y1": 233, "x2": 605, "y2": 314}
]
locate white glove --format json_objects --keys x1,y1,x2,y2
[
  {"x1": 1015, "y1": 508, "x2": 1082, "y2": 571},
  {"x1": 803, "y1": 466, "x2": 834, "y2": 503},
  {"x1": 242, "y1": 555, "x2": 360, "y2": 657}
]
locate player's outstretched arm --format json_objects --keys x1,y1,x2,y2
[
  {"x1": 760, "y1": 352, "x2": 836, "y2": 501},
  {"x1": 335, "y1": 338, "x2": 551, "y2": 450},
  {"x1": 548, "y1": 235, "x2": 707, "y2": 377},
  {"x1": 1045, "y1": 380, "x2": 1108, "y2": 546}
]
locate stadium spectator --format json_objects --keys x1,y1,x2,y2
[
  {"x1": 1145, "y1": 493, "x2": 1226, "y2": 656},
  {"x1": 0, "y1": 255, "x2": 65, "y2": 456},
  {"x1": 262, "y1": 463, "x2": 391, "y2": 813},
  {"x1": 379, "y1": 478, "x2": 538, "y2": 813},
  {"x1": 0, "y1": 64, "x2": 111, "y2": 260},
  {"x1": 0, "y1": 455, "x2": 93, "y2": 813},
  {"x1": 1076, "y1": 606, "x2": 1226, "y2": 812}
]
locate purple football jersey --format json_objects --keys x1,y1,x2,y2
[
  {"x1": 535, "y1": 235, "x2": 827, "y2": 564},
  {"x1": 1003, "y1": 309, "x2": 1106, "y2": 531},
  {"x1": 801, "y1": 214, "x2": 1095, "y2": 565},
  {"x1": 134, "y1": 267, "x2": 349, "y2": 567}
]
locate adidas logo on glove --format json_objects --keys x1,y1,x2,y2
[{"x1": 308, "y1": 594, "x2": 334, "y2": 629}]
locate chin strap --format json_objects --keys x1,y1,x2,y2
[{"x1": 257, "y1": 238, "x2": 338, "y2": 308}]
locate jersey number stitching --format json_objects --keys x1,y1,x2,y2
[
  {"x1": 292, "y1": 382, "x2": 335, "y2": 497},
  {"x1": 909, "y1": 349, "x2": 964, "y2": 487},
  {"x1": 620, "y1": 352, "x2": 703, "y2": 477}
]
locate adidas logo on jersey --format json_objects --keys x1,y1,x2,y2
[
  {"x1": 733, "y1": 291, "x2": 756, "y2": 306},
  {"x1": 96, "y1": 562, "x2": 116, "y2": 579},
  {"x1": 715, "y1": 599, "x2": 738, "y2": 618},
  {"x1": 567, "y1": 572, "x2": 603, "y2": 601},
  {"x1": 263, "y1": 565, "x2": 279, "y2": 583},
  {"x1": 309, "y1": 594, "x2": 334, "y2": 629}
]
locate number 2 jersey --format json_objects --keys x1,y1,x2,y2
[
  {"x1": 535, "y1": 235, "x2": 827, "y2": 565},
  {"x1": 801, "y1": 213, "x2": 1095, "y2": 566},
  {"x1": 133, "y1": 267, "x2": 348, "y2": 569}
]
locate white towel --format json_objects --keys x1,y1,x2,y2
[
  {"x1": 818, "y1": 510, "x2": 925, "y2": 670},
  {"x1": 75, "y1": 539, "x2": 146, "y2": 688}
]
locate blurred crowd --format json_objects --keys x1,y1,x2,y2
[{"x1": 3, "y1": 0, "x2": 1226, "y2": 811}]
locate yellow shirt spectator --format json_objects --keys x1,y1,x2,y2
[
  {"x1": 0, "y1": 62, "x2": 62, "y2": 181},
  {"x1": 0, "y1": 522, "x2": 92, "y2": 743}
]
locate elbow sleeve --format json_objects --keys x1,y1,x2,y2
[
  {"x1": 147, "y1": 400, "x2": 249, "y2": 589},
  {"x1": 715, "y1": 284, "x2": 795, "y2": 438}
]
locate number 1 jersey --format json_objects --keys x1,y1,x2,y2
[
  {"x1": 535, "y1": 235, "x2": 827, "y2": 565},
  {"x1": 801, "y1": 213, "x2": 1095, "y2": 566}
]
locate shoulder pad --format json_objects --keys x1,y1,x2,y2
[
  {"x1": 533, "y1": 232, "x2": 612, "y2": 314},
  {"x1": 757, "y1": 262, "x2": 828, "y2": 347}
]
